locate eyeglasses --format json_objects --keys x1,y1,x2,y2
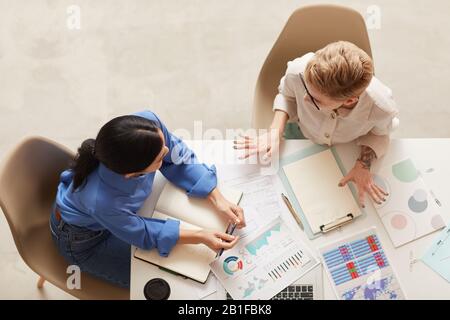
[{"x1": 299, "y1": 73, "x2": 320, "y2": 110}]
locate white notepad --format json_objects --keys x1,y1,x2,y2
[
  {"x1": 282, "y1": 149, "x2": 361, "y2": 234},
  {"x1": 134, "y1": 182, "x2": 243, "y2": 283}
]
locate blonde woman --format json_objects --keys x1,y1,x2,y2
[{"x1": 236, "y1": 41, "x2": 399, "y2": 208}]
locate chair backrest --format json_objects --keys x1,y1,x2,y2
[
  {"x1": 0, "y1": 137, "x2": 74, "y2": 262},
  {"x1": 0, "y1": 137, "x2": 130, "y2": 299},
  {"x1": 252, "y1": 4, "x2": 373, "y2": 129}
]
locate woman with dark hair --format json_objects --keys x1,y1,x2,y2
[{"x1": 50, "y1": 110, "x2": 245, "y2": 289}]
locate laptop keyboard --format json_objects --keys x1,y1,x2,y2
[{"x1": 226, "y1": 284, "x2": 314, "y2": 300}]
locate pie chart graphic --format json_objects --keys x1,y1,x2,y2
[
  {"x1": 382, "y1": 211, "x2": 416, "y2": 246},
  {"x1": 408, "y1": 189, "x2": 428, "y2": 213},
  {"x1": 223, "y1": 256, "x2": 243, "y2": 275},
  {"x1": 392, "y1": 159, "x2": 419, "y2": 183}
]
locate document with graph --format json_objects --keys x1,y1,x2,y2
[
  {"x1": 422, "y1": 224, "x2": 450, "y2": 282},
  {"x1": 319, "y1": 227, "x2": 405, "y2": 300},
  {"x1": 371, "y1": 158, "x2": 445, "y2": 247},
  {"x1": 210, "y1": 217, "x2": 319, "y2": 300},
  {"x1": 223, "y1": 173, "x2": 285, "y2": 240}
]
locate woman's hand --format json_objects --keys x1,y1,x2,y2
[
  {"x1": 208, "y1": 188, "x2": 246, "y2": 228},
  {"x1": 233, "y1": 131, "x2": 280, "y2": 161},
  {"x1": 339, "y1": 160, "x2": 389, "y2": 208},
  {"x1": 199, "y1": 230, "x2": 239, "y2": 252},
  {"x1": 178, "y1": 229, "x2": 239, "y2": 252},
  {"x1": 233, "y1": 110, "x2": 288, "y2": 161}
]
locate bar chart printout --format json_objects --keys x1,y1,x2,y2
[
  {"x1": 319, "y1": 228, "x2": 405, "y2": 300},
  {"x1": 211, "y1": 217, "x2": 319, "y2": 300}
]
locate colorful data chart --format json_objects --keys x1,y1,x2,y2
[
  {"x1": 211, "y1": 217, "x2": 319, "y2": 300},
  {"x1": 267, "y1": 250, "x2": 306, "y2": 281},
  {"x1": 323, "y1": 235, "x2": 383, "y2": 268},
  {"x1": 323, "y1": 235, "x2": 389, "y2": 286},
  {"x1": 245, "y1": 222, "x2": 281, "y2": 256},
  {"x1": 239, "y1": 276, "x2": 269, "y2": 298},
  {"x1": 341, "y1": 275, "x2": 401, "y2": 300},
  {"x1": 223, "y1": 256, "x2": 244, "y2": 276},
  {"x1": 319, "y1": 228, "x2": 405, "y2": 300},
  {"x1": 373, "y1": 158, "x2": 445, "y2": 247}
]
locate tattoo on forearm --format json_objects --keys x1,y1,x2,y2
[{"x1": 358, "y1": 146, "x2": 377, "y2": 169}]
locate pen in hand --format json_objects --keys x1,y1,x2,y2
[{"x1": 217, "y1": 223, "x2": 238, "y2": 257}]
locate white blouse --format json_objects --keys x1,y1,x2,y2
[{"x1": 273, "y1": 52, "x2": 399, "y2": 157}]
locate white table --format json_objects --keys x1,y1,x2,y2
[{"x1": 130, "y1": 139, "x2": 450, "y2": 300}]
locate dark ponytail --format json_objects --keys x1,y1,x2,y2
[
  {"x1": 71, "y1": 139, "x2": 99, "y2": 190},
  {"x1": 71, "y1": 115, "x2": 163, "y2": 191}
]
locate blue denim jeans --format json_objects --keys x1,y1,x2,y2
[{"x1": 49, "y1": 205, "x2": 131, "y2": 289}]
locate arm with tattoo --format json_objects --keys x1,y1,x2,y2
[
  {"x1": 340, "y1": 144, "x2": 387, "y2": 207},
  {"x1": 357, "y1": 145, "x2": 377, "y2": 169}
]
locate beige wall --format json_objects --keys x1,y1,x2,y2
[{"x1": 0, "y1": 0, "x2": 449, "y2": 156}]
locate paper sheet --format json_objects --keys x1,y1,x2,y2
[
  {"x1": 192, "y1": 274, "x2": 218, "y2": 299},
  {"x1": 282, "y1": 149, "x2": 361, "y2": 234},
  {"x1": 422, "y1": 224, "x2": 450, "y2": 282},
  {"x1": 319, "y1": 227, "x2": 405, "y2": 300},
  {"x1": 372, "y1": 158, "x2": 445, "y2": 247},
  {"x1": 223, "y1": 173, "x2": 284, "y2": 239},
  {"x1": 210, "y1": 217, "x2": 319, "y2": 300}
]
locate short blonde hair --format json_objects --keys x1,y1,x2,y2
[{"x1": 305, "y1": 41, "x2": 374, "y2": 100}]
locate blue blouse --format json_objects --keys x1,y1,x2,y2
[{"x1": 55, "y1": 110, "x2": 217, "y2": 257}]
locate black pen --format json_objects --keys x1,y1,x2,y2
[{"x1": 217, "y1": 223, "x2": 237, "y2": 257}]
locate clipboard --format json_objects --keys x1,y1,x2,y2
[{"x1": 278, "y1": 144, "x2": 366, "y2": 239}]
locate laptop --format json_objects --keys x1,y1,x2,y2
[{"x1": 223, "y1": 263, "x2": 324, "y2": 300}]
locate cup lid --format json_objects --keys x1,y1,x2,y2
[{"x1": 143, "y1": 278, "x2": 171, "y2": 300}]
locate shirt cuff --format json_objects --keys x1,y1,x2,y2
[
  {"x1": 186, "y1": 164, "x2": 218, "y2": 198},
  {"x1": 356, "y1": 134, "x2": 390, "y2": 158},
  {"x1": 273, "y1": 93, "x2": 297, "y2": 120},
  {"x1": 156, "y1": 219, "x2": 180, "y2": 257},
  {"x1": 60, "y1": 170, "x2": 74, "y2": 184}
]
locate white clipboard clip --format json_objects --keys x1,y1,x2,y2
[{"x1": 320, "y1": 213, "x2": 354, "y2": 233}]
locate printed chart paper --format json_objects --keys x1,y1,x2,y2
[
  {"x1": 422, "y1": 224, "x2": 450, "y2": 282},
  {"x1": 372, "y1": 158, "x2": 445, "y2": 247},
  {"x1": 210, "y1": 218, "x2": 319, "y2": 300},
  {"x1": 319, "y1": 228, "x2": 405, "y2": 300}
]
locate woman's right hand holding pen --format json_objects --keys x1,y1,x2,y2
[{"x1": 179, "y1": 229, "x2": 239, "y2": 252}]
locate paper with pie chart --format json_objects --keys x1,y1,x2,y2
[
  {"x1": 372, "y1": 158, "x2": 445, "y2": 247},
  {"x1": 210, "y1": 217, "x2": 319, "y2": 300}
]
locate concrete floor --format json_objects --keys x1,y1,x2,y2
[{"x1": 0, "y1": 0, "x2": 449, "y2": 299}]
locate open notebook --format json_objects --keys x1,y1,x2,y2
[
  {"x1": 134, "y1": 182, "x2": 243, "y2": 283},
  {"x1": 282, "y1": 148, "x2": 362, "y2": 235}
]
